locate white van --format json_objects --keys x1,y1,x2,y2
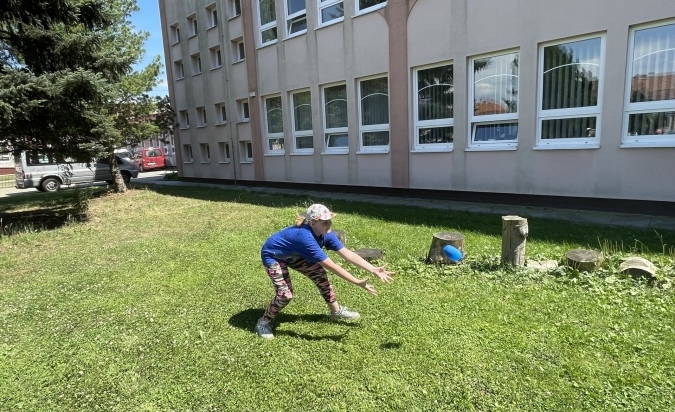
[{"x1": 14, "y1": 151, "x2": 139, "y2": 192}]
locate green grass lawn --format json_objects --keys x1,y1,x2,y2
[{"x1": 1, "y1": 185, "x2": 674, "y2": 411}]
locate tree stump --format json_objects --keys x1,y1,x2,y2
[
  {"x1": 501, "y1": 216, "x2": 528, "y2": 267},
  {"x1": 566, "y1": 249, "x2": 603, "y2": 272},
  {"x1": 354, "y1": 248, "x2": 383, "y2": 262},
  {"x1": 619, "y1": 257, "x2": 657, "y2": 281},
  {"x1": 333, "y1": 229, "x2": 346, "y2": 245},
  {"x1": 427, "y1": 232, "x2": 465, "y2": 264}
]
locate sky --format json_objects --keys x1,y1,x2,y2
[{"x1": 130, "y1": 0, "x2": 169, "y2": 97}]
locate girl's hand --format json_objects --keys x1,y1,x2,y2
[
  {"x1": 372, "y1": 264, "x2": 394, "y2": 283},
  {"x1": 359, "y1": 279, "x2": 378, "y2": 296}
]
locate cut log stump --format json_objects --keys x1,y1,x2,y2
[
  {"x1": 619, "y1": 257, "x2": 657, "y2": 281},
  {"x1": 354, "y1": 248, "x2": 383, "y2": 262},
  {"x1": 501, "y1": 216, "x2": 528, "y2": 267},
  {"x1": 427, "y1": 232, "x2": 465, "y2": 264},
  {"x1": 333, "y1": 229, "x2": 346, "y2": 246},
  {"x1": 566, "y1": 249, "x2": 603, "y2": 272}
]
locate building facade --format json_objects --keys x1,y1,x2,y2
[{"x1": 158, "y1": 0, "x2": 675, "y2": 210}]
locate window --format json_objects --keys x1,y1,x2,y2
[
  {"x1": 358, "y1": 76, "x2": 389, "y2": 152},
  {"x1": 623, "y1": 21, "x2": 675, "y2": 147},
  {"x1": 183, "y1": 144, "x2": 193, "y2": 162},
  {"x1": 537, "y1": 35, "x2": 604, "y2": 147},
  {"x1": 286, "y1": 0, "x2": 307, "y2": 37},
  {"x1": 469, "y1": 51, "x2": 519, "y2": 149},
  {"x1": 210, "y1": 46, "x2": 222, "y2": 68},
  {"x1": 215, "y1": 102, "x2": 227, "y2": 124},
  {"x1": 413, "y1": 63, "x2": 454, "y2": 151},
  {"x1": 179, "y1": 110, "x2": 190, "y2": 129},
  {"x1": 206, "y1": 4, "x2": 218, "y2": 28},
  {"x1": 230, "y1": 0, "x2": 242, "y2": 18},
  {"x1": 241, "y1": 141, "x2": 253, "y2": 162},
  {"x1": 191, "y1": 53, "x2": 202, "y2": 75},
  {"x1": 232, "y1": 38, "x2": 245, "y2": 62},
  {"x1": 218, "y1": 142, "x2": 231, "y2": 162},
  {"x1": 291, "y1": 90, "x2": 313, "y2": 153},
  {"x1": 170, "y1": 23, "x2": 180, "y2": 44},
  {"x1": 264, "y1": 95, "x2": 285, "y2": 154},
  {"x1": 199, "y1": 143, "x2": 211, "y2": 162},
  {"x1": 258, "y1": 0, "x2": 278, "y2": 46},
  {"x1": 323, "y1": 83, "x2": 348, "y2": 151},
  {"x1": 196, "y1": 106, "x2": 207, "y2": 127},
  {"x1": 174, "y1": 60, "x2": 184, "y2": 79},
  {"x1": 187, "y1": 14, "x2": 197, "y2": 37},
  {"x1": 238, "y1": 99, "x2": 250, "y2": 121},
  {"x1": 356, "y1": 0, "x2": 386, "y2": 14},
  {"x1": 318, "y1": 0, "x2": 343, "y2": 26}
]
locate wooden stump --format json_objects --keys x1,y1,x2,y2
[
  {"x1": 566, "y1": 249, "x2": 603, "y2": 272},
  {"x1": 354, "y1": 248, "x2": 383, "y2": 262},
  {"x1": 619, "y1": 257, "x2": 657, "y2": 281},
  {"x1": 501, "y1": 216, "x2": 528, "y2": 267},
  {"x1": 427, "y1": 232, "x2": 465, "y2": 264},
  {"x1": 333, "y1": 229, "x2": 346, "y2": 245}
]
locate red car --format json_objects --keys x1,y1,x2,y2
[{"x1": 133, "y1": 148, "x2": 165, "y2": 172}]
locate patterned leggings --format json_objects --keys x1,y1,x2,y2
[{"x1": 262, "y1": 258, "x2": 336, "y2": 322}]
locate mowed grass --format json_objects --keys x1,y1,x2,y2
[{"x1": 1, "y1": 184, "x2": 674, "y2": 411}]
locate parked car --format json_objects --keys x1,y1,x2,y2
[
  {"x1": 132, "y1": 147, "x2": 165, "y2": 172},
  {"x1": 14, "y1": 151, "x2": 139, "y2": 192}
]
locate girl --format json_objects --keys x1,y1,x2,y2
[{"x1": 256, "y1": 204, "x2": 393, "y2": 339}]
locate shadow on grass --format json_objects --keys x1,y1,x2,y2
[
  {"x1": 132, "y1": 183, "x2": 675, "y2": 251},
  {"x1": 228, "y1": 308, "x2": 358, "y2": 342}
]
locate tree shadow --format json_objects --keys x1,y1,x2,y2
[{"x1": 228, "y1": 308, "x2": 358, "y2": 342}]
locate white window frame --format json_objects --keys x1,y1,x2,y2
[
  {"x1": 191, "y1": 54, "x2": 202, "y2": 75},
  {"x1": 318, "y1": 0, "x2": 344, "y2": 27},
  {"x1": 468, "y1": 50, "x2": 519, "y2": 150},
  {"x1": 413, "y1": 62, "x2": 454, "y2": 152},
  {"x1": 170, "y1": 23, "x2": 180, "y2": 44},
  {"x1": 285, "y1": 0, "x2": 307, "y2": 38},
  {"x1": 229, "y1": 0, "x2": 242, "y2": 18},
  {"x1": 290, "y1": 89, "x2": 314, "y2": 154},
  {"x1": 183, "y1": 144, "x2": 193, "y2": 162},
  {"x1": 199, "y1": 143, "x2": 211, "y2": 163},
  {"x1": 179, "y1": 110, "x2": 190, "y2": 129},
  {"x1": 206, "y1": 4, "x2": 218, "y2": 29},
  {"x1": 622, "y1": 20, "x2": 675, "y2": 148},
  {"x1": 264, "y1": 95, "x2": 285, "y2": 155},
  {"x1": 358, "y1": 75, "x2": 390, "y2": 153},
  {"x1": 174, "y1": 60, "x2": 184, "y2": 80},
  {"x1": 210, "y1": 46, "x2": 222, "y2": 69},
  {"x1": 218, "y1": 142, "x2": 231, "y2": 163},
  {"x1": 322, "y1": 82, "x2": 349, "y2": 153},
  {"x1": 196, "y1": 106, "x2": 207, "y2": 127},
  {"x1": 536, "y1": 34, "x2": 605, "y2": 149},
  {"x1": 215, "y1": 102, "x2": 227, "y2": 125},
  {"x1": 237, "y1": 99, "x2": 250, "y2": 121},
  {"x1": 232, "y1": 38, "x2": 245, "y2": 62},
  {"x1": 187, "y1": 14, "x2": 198, "y2": 37},
  {"x1": 356, "y1": 0, "x2": 386, "y2": 15},
  {"x1": 241, "y1": 141, "x2": 253, "y2": 162},
  {"x1": 258, "y1": 0, "x2": 278, "y2": 46}
]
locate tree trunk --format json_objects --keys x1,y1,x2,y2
[
  {"x1": 619, "y1": 257, "x2": 656, "y2": 281},
  {"x1": 566, "y1": 249, "x2": 603, "y2": 272},
  {"x1": 501, "y1": 216, "x2": 528, "y2": 267},
  {"x1": 427, "y1": 232, "x2": 465, "y2": 264},
  {"x1": 110, "y1": 152, "x2": 127, "y2": 193},
  {"x1": 333, "y1": 229, "x2": 346, "y2": 246}
]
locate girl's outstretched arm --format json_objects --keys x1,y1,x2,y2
[
  {"x1": 336, "y1": 248, "x2": 394, "y2": 283},
  {"x1": 320, "y1": 257, "x2": 377, "y2": 295}
]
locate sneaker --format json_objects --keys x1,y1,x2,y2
[
  {"x1": 255, "y1": 318, "x2": 274, "y2": 339},
  {"x1": 330, "y1": 306, "x2": 360, "y2": 322}
]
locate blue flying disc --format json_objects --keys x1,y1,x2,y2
[{"x1": 443, "y1": 245, "x2": 463, "y2": 262}]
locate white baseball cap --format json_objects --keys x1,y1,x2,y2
[{"x1": 306, "y1": 204, "x2": 336, "y2": 221}]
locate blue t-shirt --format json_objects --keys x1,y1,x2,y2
[{"x1": 261, "y1": 224, "x2": 344, "y2": 266}]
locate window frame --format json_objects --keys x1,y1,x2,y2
[
  {"x1": 183, "y1": 144, "x2": 194, "y2": 162},
  {"x1": 318, "y1": 0, "x2": 344, "y2": 27},
  {"x1": 264, "y1": 95, "x2": 285, "y2": 155},
  {"x1": 179, "y1": 110, "x2": 190, "y2": 129},
  {"x1": 206, "y1": 4, "x2": 218, "y2": 29},
  {"x1": 196, "y1": 106, "x2": 207, "y2": 127},
  {"x1": 285, "y1": 0, "x2": 308, "y2": 38},
  {"x1": 468, "y1": 50, "x2": 520, "y2": 150},
  {"x1": 622, "y1": 19, "x2": 675, "y2": 148},
  {"x1": 210, "y1": 46, "x2": 222, "y2": 69},
  {"x1": 218, "y1": 142, "x2": 231, "y2": 163},
  {"x1": 215, "y1": 102, "x2": 227, "y2": 125},
  {"x1": 290, "y1": 89, "x2": 314, "y2": 154},
  {"x1": 322, "y1": 82, "x2": 349, "y2": 153},
  {"x1": 356, "y1": 0, "x2": 386, "y2": 15},
  {"x1": 241, "y1": 141, "x2": 254, "y2": 162},
  {"x1": 536, "y1": 34, "x2": 605, "y2": 149},
  {"x1": 357, "y1": 75, "x2": 390, "y2": 153},
  {"x1": 187, "y1": 14, "x2": 198, "y2": 37},
  {"x1": 237, "y1": 99, "x2": 250, "y2": 122},
  {"x1": 229, "y1": 0, "x2": 242, "y2": 18},
  {"x1": 412, "y1": 61, "x2": 454, "y2": 152},
  {"x1": 174, "y1": 60, "x2": 184, "y2": 80},
  {"x1": 258, "y1": 0, "x2": 278, "y2": 47},
  {"x1": 199, "y1": 143, "x2": 211, "y2": 163},
  {"x1": 191, "y1": 53, "x2": 202, "y2": 75},
  {"x1": 232, "y1": 38, "x2": 245, "y2": 62},
  {"x1": 170, "y1": 23, "x2": 180, "y2": 44}
]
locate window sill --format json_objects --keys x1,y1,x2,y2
[
  {"x1": 236, "y1": 119, "x2": 250, "y2": 124},
  {"x1": 290, "y1": 151, "x2": 314, "y2": 156},
  {"x1": 171, "y1": 41, "x2": 180, "y2": 46},
  {"x1": 207, "y1": 25, "x2": 217, "y2": 31},
  {"x1": 200, "y1": 161, "x2": 211, "y2": 164},
  {"x1": 240, "y1": 160, "x2": 253, "y2": 164},
  {"x1": 620, "y1": 141, "x2": 675, "y2": 149},
  {"x1": 411, "y1": 147, "x2": 453, "y2": 153},
  {"x1": 465, "y1": 145, "x2": 517, "y2": 152},
  {"x1": 285, "y1": 31, "x2": 307, "y2": 41},
  {"x1": 353, "y1": 3, "x2": 387, "y2": 18},
  {"x1": 183, "y1": 161, "x2": 194, "y2": 164},
  {"x1": 179, "y1": 127, "x2": 190, "y2": 130},
  {"x1": 192, "y1": 73, "x2": 202, "y2": 77},
  {"x1": 215, "y1": 122, "x2": 227, "y2": 126},
  {"x1": 175, "y1": 77, "x2": 185, "y2": 81},
  {"x1": 228, "y1": 15, "x2": 241, "y2": 21},
  {"x1": 257, "y1": 40, "x2": 278, "y2": 50},
  {"x1": 316, "y1": 18, "x2": 344, "y2": 31},
  {"x1": 263, "y1": 153, "x2": 285, "y2": 157},
  {"x1": 321, "y1": 150, "x2": 349, "y2": 155},
  {"x1": 232, "y1": 59, "x2": 245, "y2": 65},
  {"x1": 196, "y1": 125, "x2": 207, "y2": 129},
  {"x1": 188, "y1": 34, "x2": 197, "y2": 39},
  {"x1": 533, "y1": 144, "x2": 600, "y2": 151},
  {"x1": 210, "y1": 66, "x2": 222, "y2": 71},
  {"x1": 356, "y1": 149, "x2": 390, "y2": 155},
  {"x1": 218, "y1": 161, "x2": 231, "y2": 164}
]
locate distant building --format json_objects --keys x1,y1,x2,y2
[{"x1": 158, "y1": 0, "x2": 675, "y2": 212}]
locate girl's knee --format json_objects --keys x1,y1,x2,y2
[{"x1": 277, "y1": 289, "x2": 293, "y2": 303}]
